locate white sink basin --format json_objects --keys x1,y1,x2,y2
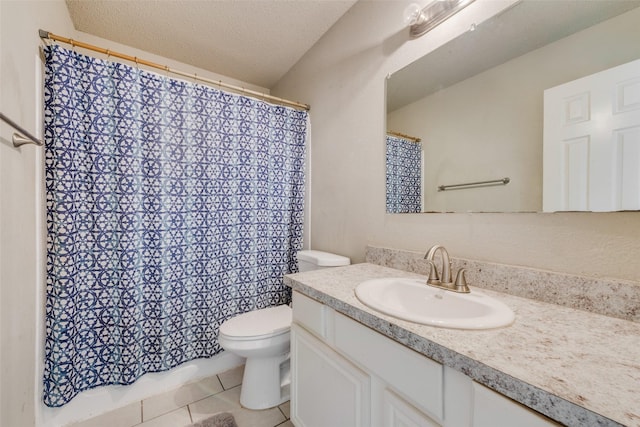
[{"x1": 355, "y1": 278, "x2": 515, "y2": 330}]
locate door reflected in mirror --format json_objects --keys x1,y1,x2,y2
[{"x1": 386, "y1": 0, "x2": 640, "y2": 213}]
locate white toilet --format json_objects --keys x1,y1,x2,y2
[{"x1": 218, "y1": 249, "x2": 350, "y2": 409}]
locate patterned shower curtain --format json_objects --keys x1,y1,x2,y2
[
  {"x1": 386, "y1": 135, "x2": 422, "y2": 213},
  {"x1": 43, "y1": 44, "x2": 306, "y2": 407}
]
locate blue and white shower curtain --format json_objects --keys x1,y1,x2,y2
[
  {"x1": 43, "y1": 44, "x2": 306, "y2": 407},
  {"x1": 386, "y1": 135, "x2": 422, "y2": 213}
]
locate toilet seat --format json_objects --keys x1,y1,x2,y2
[{"x1": 219, "y1": 305, "x2": 292, "y2": 340}]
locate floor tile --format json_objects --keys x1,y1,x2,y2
[
  {"x1": 66, "y1": 401, "x2": 141, "y2": 427},
  {"x1": 217, "y1": 365, "x2": 244, "y2": 390},
  {"x1": 189, "y1": 386, "x2": 285, "y2": 427},
  {"x1": 64, "y1": 364, "x2": 293, "y2": 427},
  {"x1": 278, "y1": 401, "x2": 290, "y2": 419},
  {"x1": 143, "y1": 376, "x2": 223, "y2": 420},
  {"x1": 136, "y1": 407, "x2": 191, "y2": 427}
]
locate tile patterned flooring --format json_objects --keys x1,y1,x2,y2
[{"x1": 67, "y1": 365, "x2": 292, "y2": 427}]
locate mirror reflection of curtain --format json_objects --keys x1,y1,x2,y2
[{"x1": 386, "y1": 135, "x2": 422, "y2": 213}]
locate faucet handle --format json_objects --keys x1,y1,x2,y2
[
  {"x1": 426, "y1": 260, "x2": 440, "y2": 285},
  {"x1": 454, "y1": 269, "x2": 470, "y2": 293}
]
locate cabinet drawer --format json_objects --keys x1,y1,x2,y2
[
  {"x1": 334, "y1": 313, "x2": 444, "y2": 421},
  {"x1": 292, "y1": 291, "x2": 330, "y2": 339},
  {"x1": 472, "y1": 382, "x2": 560, "y2": 427}
]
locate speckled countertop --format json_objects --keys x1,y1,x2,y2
[{"x1": 284, "y1": 263, "x2": 640, "y2": 427}]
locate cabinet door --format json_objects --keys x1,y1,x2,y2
[
  {"x1": 383, "y1": 389, "x2": 441, "y2": 427},
  {"x1": 472, "y1": 383, "x2": 560, "y2": 427},
  {"x1": 291, "y1": 324, "x2": 371, "y2": 427}
]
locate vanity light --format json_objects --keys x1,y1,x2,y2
[
  {"x1": 403, "y1": 3, "x2": 428, "y2": 28},
  {"x1": 403, "y1": 0, "x2": 476, "y2": 38}
]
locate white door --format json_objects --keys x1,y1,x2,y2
[{"x1": 543, "y1": 58, "x2": 640, "y2": 212}]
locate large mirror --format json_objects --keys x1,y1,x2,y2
[{"x1": 386, "y1": 0, "x2": 640, "y2": 213}]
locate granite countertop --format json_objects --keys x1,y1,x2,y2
[{"x1": 284, "y1": 263, "x2": 640, "y2": 427}]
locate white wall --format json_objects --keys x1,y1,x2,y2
[
  {"x1": 387, "y1": 7, "x2": 640, "y2": 213},
  {"x1": 1, "y1": 2, "x2": 76, "y2": 425},
  {"x1": 0, "y1": 2, "x2": 250, "y2": 425},
  {"x1": 272, "y1": 0, "x2": 640, "y2": 282}
]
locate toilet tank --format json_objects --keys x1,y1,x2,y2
[{"x1": 296, "y1": 250, "x2": 350, "y2": 272}]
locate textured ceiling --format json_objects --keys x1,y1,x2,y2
[{"x1": 65, "y1": 0, "x2": 358, "y2": 89}]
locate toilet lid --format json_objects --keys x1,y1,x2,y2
[{"x1": 219, "y1": 305, "x2": 292, "y2": 339}]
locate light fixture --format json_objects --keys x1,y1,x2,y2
[{"x1": 403, "y1": 0, "x2": 476, "y2": 38}]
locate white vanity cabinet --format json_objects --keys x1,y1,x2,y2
[{"x1": 290, "y1": 291, "x2": 559, "y2": 427}]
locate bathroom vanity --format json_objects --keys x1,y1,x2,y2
[{"x1": 284, "y1": 263, "x2": 640, "y2": 427}]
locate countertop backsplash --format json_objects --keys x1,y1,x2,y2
[{"x1": 365, "y1": 245, "x2": 640, "y2": 323}]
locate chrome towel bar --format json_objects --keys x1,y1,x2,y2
[
  {"x1": 0, "y1": 112, "x2": 43, "y2": 147},
  {"x1": 438, "y1": 177, "x2": 510, "y2": 192}
]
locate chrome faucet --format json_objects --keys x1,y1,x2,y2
[{"x1": 423, "y1": 245, "x2": 470, "y2": 293}]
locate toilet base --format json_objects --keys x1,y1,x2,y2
[{"x1": 240, "y1": 353, "x2": 290, "y2": 410}]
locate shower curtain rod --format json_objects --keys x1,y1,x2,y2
[
  {"x1": 38, "y1": 30, "x2": 311, "y2": 112},
  {"x1": 387, "y1": 131, "x2": 421, "y2": 143}
]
